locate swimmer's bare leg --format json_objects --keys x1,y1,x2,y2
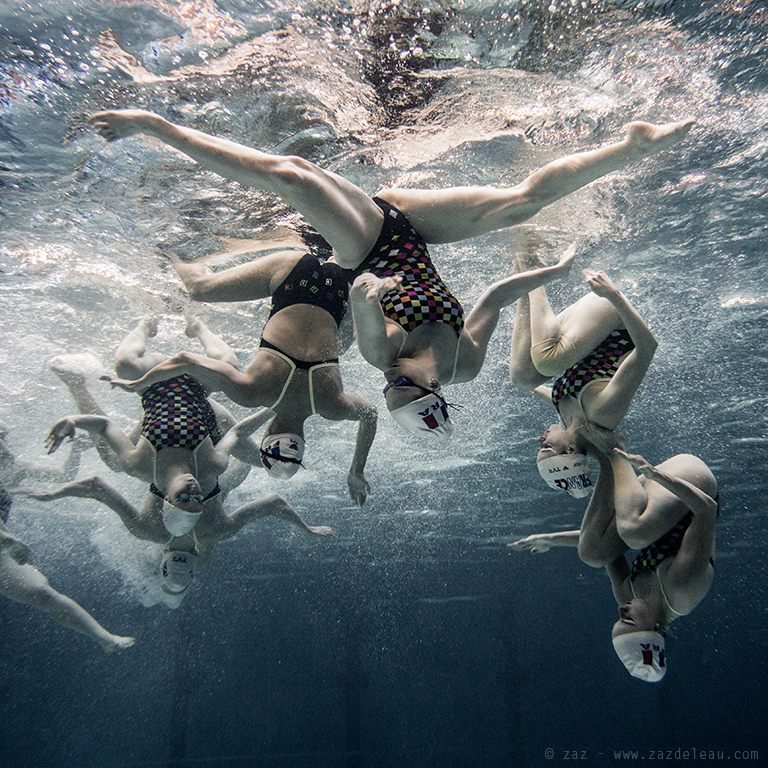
[
  {"x1": 381, "y1": 119, "x2": 697, "y2": 243},
  {"x1": 17, "y1": 476, "x2": 158, "y2": 541},
  {"x1": 114, "y1": 317, "x2": 167, "y2": 379},
  {"x1": 0, "y1": 521, "x2": 31, "y2": 565},
  {"x1": 184, "y1": 315, "x2": 240, "y2": 370},
  {"x1": 89, "y1": 111, "x2": 384, "y2": 266},
  {"x1": 176, "y1": 250, "x2": 301, "y2": 303},
  {"x1": 508, "y1": 238, "x2": 570, "y2": 390},
  {"x1": 0, "y1": 556, "x2": 135, "y2": 654}
]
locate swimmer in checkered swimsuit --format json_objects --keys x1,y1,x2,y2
[
  {"x1": 104, "y1": 244, "x2": 377, "y2": 506},
  {"x1": 39, "y1": 319, "x2": 334, "y2": 594},
  {"x1": 90, "y1": 108, "x2": 695, "y2": 440},
  {"x1": 506, "y1": 262, "x2": 657, "y2": 499},
  {"x1": 509, "y1": 432, "x2": 718, "y2": 683}
]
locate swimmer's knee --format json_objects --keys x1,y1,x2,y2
[
  {"x1": 114, "y1": 355, "x2": 144, "y2": 380},
  {"x1": 508, "y1": 361, "x2": 549, "y2": 391},
  {"x1": 616, "y1": 520, "x2": 648, "y2": 551},
  {"x1": 577, "y1": 542, "x2": 613, "y2": 569}
]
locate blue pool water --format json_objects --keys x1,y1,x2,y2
[{"x1": 1, "y1": 0, "x2": 766, "y2": 766}]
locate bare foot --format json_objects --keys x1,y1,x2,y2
[
  {"x1": 48, "y1": 354, "x2": 104, "y2": 386},
  {"x1": 137, "y1": 316, "x2": 159, "y2": 338},
  {"x1": 184, "y1": 315, "x2": 205, "y2": 339},
  {"x1": 100, "y1": 634, "x2": 136, "y2": 655},
  {"x1": 579, "y1": 424, "x2": 627, "y2": 453},
  {"x1": 624, "y1": 119, "x2": 696, "y2": 160}
]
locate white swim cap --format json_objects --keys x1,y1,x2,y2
[
  {"x1": 612, "y1": 630, "x2": 667, "y2": 682},
  {"x1": 160, "y1": 549, "x2": 197, "y2": 594},
  {"x1": 261, "y1": 433, "x2": 305, "y2": 479},
  {"x1": 537, "y1": 454, "x2": 593, "y2": 498},
  {"x1": 389, "y1": 392, "x2": 453, "y2": 442},
  {"x1": 162, "y1": 504, "x2": 202, "y2": 537}
]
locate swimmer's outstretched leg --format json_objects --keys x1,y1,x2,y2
[
  {"x1": 0, "y1": 555, "x2": 136, "y2": 654},
  {"x1": 382, "y1": 119, "x2": 697, "y2": 243}
]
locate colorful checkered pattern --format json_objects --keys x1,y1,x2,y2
[
  {"x1": 141, "y1": 374, "x2": 221, "y2": 452},
  {"x1": 631, "y1": 512, "x2": 693, "y2": 578},
  {"x1": 354, "y1": 199, "x2": 464, "y2": 336},
  {"x1": 551, "y1": 329, "x2": 635, "y2": 410}
]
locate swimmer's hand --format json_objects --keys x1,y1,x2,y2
[
  {"x1": 12, "y1": 487, "x2": 57, "y2": 501},
  {"x1": 579, "y1": 424, "x2": 628, "y2": 453},
  {"x1": 351, "y1": 272, "x2": 403, "y2": 301},
  {"x1": 45, "y1": 419, "x2": 76, "y2": 454},
  {"x1": 555, "y1": 242, "x2": 577, "y2": 274},
  {"x1": 99, "y1": 374, "x2": 141, "y2": 393},
  {"x1": 507, "y1": 534, "x2": 555, "y2": 554},
  {"x1": 89, "y1": 110, "x2": 159, "y2": 142},
  {"x1": 614, "y1": 448, "x2": 656, "y2": 478},
  {"x1": 306, "y1": 525, "x2": 335, "y2": 537},
  {"x1": 347, "y1": 470, "x2": 371, "y2": 507},
  {"x1": 583, "y1": 268, "x2": 619, "y2": 299}
]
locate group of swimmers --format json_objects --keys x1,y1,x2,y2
[{"x1": 1, "y1": 109, "x2": 718, "y2": 681}]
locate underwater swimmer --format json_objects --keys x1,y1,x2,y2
[
  {"x1": 509, "y1": 252, "x2": 658, "y2": 499},
  {"x1": 89, "y1": 108, "x2": 695, "y2": 442},
  {"x1": 18, "y1": 475, "x2": 333, "y2": 595},
  {"x1": 103, "y1": 248, "x2": 377, "y2": 506},
  {"x1": 0, "y1": 484, "x2": 135, "y2": 653},
  {"x1": 509, "y1": 429, "x2": 718, "y2": 682},
  {"x1": 49, "y1": 315, "x2": 266, "y2": 481}
]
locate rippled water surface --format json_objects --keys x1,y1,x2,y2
[{"x1": 1, "y1": 1, "x2": 767, "y2": 766}]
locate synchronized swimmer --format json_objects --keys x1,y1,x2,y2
[{"x1": 10, "y1": 105, "x2": 714, "y2": 675}]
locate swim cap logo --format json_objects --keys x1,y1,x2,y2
[
  {"x1": 640, "y1": 642, "x2": 665, "y2": 669},
  {"x1": 417, "y1": 400, "x2": 449, "y2": 430}
]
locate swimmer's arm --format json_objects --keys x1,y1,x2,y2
[
  {"x1": 323, "y1": 394, "x2": 378, "y2": 507},
  {"x1": 104, "y1": 353, "x2": 268, "y2": 410},
  {"x1": 12, "y1": 439, "x2": 85, "y2": 485},
  {"x1": 215, "y1": 408, "x2": 273, "y2": 461},
  {"x1": 224, "y1": 494, "x2": 334, "y2": 538},
  {"x1": 533, "y1": 385, "x2": 554, "y2": 407},
  {"x1": 90, "y1": 110, "x2": 290, "y2": 188},
  {"x1": 349, "y1": 274, "x2": 404, "y2": 369},
  {"x1": 583, "y1": 272, "x2": 658, "y2": 427},
  {"x1": 459, "y1": 250, "x2": 576, "y2": 380},
  {"x1": 45, "y1": 416, "x2": 146, "y2": 476},
  {"x1": 507, "y1": 530, "x2": 580, "y2": 553},
  {"x1": 605, "y1": 556, "x2": 633, "y2": 604},
  {"x1": 16, "y1": 476, "x2": 166, "y2": 542},
  {"x1": 615, "y1": 450, "x2": 718, "y2": 523},
  {"x1": 103, "y1": 352, "x2": 225, "y2": 393},
  {"x1": 618, "y1": 450, "x2": 717, "y2": 591}
]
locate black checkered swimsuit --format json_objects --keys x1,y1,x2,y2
[
  {"x1": 551, "y1": 329, "x2": 634, "y2": 414},
  {"x1": 342, "y1": 198, "x2": 464, "y2": 337},
  {"x1": 141, "y1": 375, "x2": 222, "y2": 499}
]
